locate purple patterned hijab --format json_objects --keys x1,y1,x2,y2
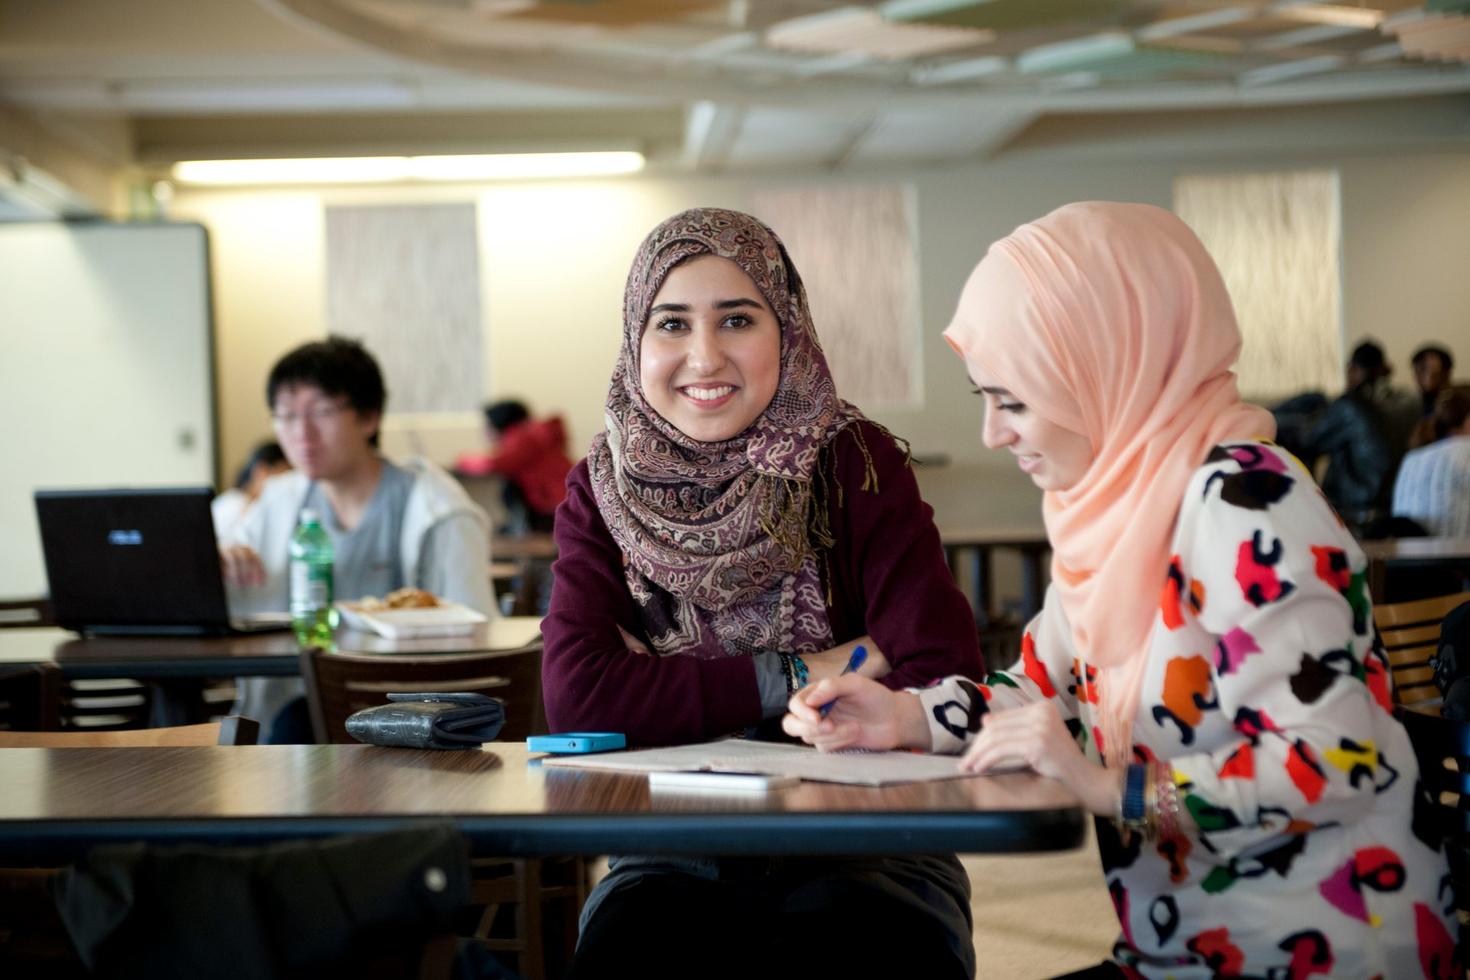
[{"x1": 587, "y1": 207, "x2": 866, "y2": 659}]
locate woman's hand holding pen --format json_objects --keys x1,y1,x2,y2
[
  {"x1": 782, "y1": 674, "x2": 931, "y2": 753},
  {"x1": 960, "y1": 701, "x2": 1122, "y2": 817}
]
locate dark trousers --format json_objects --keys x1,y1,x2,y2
[{"x1": 570, "y1": 860, "x2": 971, "y2": 980}]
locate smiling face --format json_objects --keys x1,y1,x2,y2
[
  {"x1": 970, "y1": 364, "x2": 1094, "y2": 492},
  {"x1": 638, "y1": 254, "x2": 782, "y2": 443}
]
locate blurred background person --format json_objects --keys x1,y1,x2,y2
[
  {"x1": 212, "y1": 440, "x2": 290, "y2": 541},
  {"x1": 455, "y1": 398, "x2": 573, "y2": 534},
  {"x1": 1296, "y1": 339, "x2": 1420, "y2": 533},
  {"x1": 223, "y1": 336, "x2": 494, "y2": 742},
  {"x1": 1412, "y1": 343, "x2": 1455, "y2": 418},
  {"x1": 1393, "y1": 384, "x2": 1470, "y2": 538}
]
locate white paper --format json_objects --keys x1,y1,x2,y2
[
  {"x1": 648, "y1": 770, "x2": 799, "y2": 793},
  {"x1": 541, "y1": 738, "x2": 973, "y2": 787}
]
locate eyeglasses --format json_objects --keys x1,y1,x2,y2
[{"x1": 271, "y1": 403, "x2": 349, "y2": 429}]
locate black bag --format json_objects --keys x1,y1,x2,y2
[
  {"x1": 346, "y1": 692, "x2": 506, "y2": 750},
  {"x1": 53, "y1": 823, "x2": 473, "y2": 980},
  {"x1": 1432, "y1": 602, "x2": 1470, "y2": 721}
]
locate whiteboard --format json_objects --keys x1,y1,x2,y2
[{"x1": 0, "y1": 222, "x2": 215, "y2": 599}]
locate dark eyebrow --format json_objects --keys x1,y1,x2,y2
[
  {"x1": 647, "y1": 297, "x2": 765, "y2": 317},
  {"x1": 967, "y1": 376, "x2": 1014, "y2": 396}
]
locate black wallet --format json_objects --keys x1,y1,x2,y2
[{"x1": 345, "y1": 692, "x2": 506, "y2": 750}]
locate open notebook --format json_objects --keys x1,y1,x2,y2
[{"x1": 538, "y1": 738, "x2": 974, "y2": 787}]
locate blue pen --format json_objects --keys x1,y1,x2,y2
[{"x1": 820, "y1": 644, "x2": 867, "y2": 718}]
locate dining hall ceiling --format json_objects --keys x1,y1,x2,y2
[{"x1": 1, "y1": 0, "x2": 1470, "y2": 177}]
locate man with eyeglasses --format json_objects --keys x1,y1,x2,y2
[{"x1": 221, "y1": 336, "x2": 494, "y2": 742}]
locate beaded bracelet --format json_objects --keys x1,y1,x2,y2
[
  {"x1": 778, "y1": 653, "x2": 811, "y2": 695},
  {"x1": 1153, "y1": 762, "x2": 1182, "y2": 840},
  {"x1": 791, "y1": 654, "x2": 810, "y2": 690}
]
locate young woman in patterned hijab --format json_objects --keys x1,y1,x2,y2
[{"x1": 542, "y1": 207, "x2": 983, "y2": 979}]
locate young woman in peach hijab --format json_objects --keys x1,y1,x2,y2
[{"x1": 785, "y1": 202, "x2": 1458, "y2": 979}]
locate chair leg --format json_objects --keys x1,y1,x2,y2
[
  {"x1": 519, "y1": 858, "x2": 545, "y2": 980},
  {"x1": 416, "y1": 934, "x2": 460, "y2": 980}
]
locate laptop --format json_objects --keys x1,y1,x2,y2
[{"x1": 34, "y1": 487, "x2": 292, "y2": 636}]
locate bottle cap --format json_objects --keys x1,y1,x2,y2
[{"x1": 299, "y1": 508, "x2": 319, "y2": 526}]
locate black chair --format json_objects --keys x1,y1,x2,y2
[
  {"x1": 0, "y1": 663, "x2": 60, "y2": 731},
  {"x1": 1398, "y1": 707, "x2": 1470, "y2": 948},
  {"x1": 51, "y1": 824, "x2": 481, "y2": 980}
]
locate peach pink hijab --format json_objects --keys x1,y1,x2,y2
[{"x1": 944, "y1": 202, "x2": 1274, "y2": 767}]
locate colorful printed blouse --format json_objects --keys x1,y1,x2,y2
[{"x1": 917, "y1": 442, "x2": 1458, "y2": 978}]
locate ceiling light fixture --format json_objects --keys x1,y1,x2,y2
[
  {"x1": 911, "y1": 54, "x2": 1008, "y2": 84},
  {"x1": 1269, "y1": 2, "x2": 1386, "y2": 30},
  {"x1": 170, "y1": 151, "x2": 646, "y2": 186},
  {"x1": 879, "y1": 0, "x2": 995, "y2": 20},
  {"x1": 1017, "y1": 32, "x2": 1134, "y2": 73}
]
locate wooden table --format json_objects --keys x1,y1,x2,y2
[
  {"x1": 0, "y1": 618, "x2": 544, "y2": 680},
  {"x1": 1361, "y1": 537, "x2": 1470, "y2": 602},
  {"x1": 0, "y1": 742, "x2": 1085, "y2": 866}
]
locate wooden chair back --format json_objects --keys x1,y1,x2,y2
[
  {"x1": 300, "y1": 643, "x2": 547, "y2": 745},
  {"x1": 300, "y1": 642, "x2": 576, "y2": 980},
  {"x1": 1372, "y1": 591, "x2": 1470, "y2": 709},
  {"x1": 0, "y1": 715, "x2": 258, "y2": 747},
  {"x1": 0, "y1": 597, "x2": 52, "y2": 629}
]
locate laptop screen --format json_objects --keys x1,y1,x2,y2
[{"x1": 34, "y1": 487, "x2": 233, "y2": 633}]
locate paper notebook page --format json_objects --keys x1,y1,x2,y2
[{"x1": 540, "y1": 738, "x2": 972, "y2": 787}]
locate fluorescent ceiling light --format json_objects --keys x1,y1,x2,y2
[
  {"x1": 1239, "y1": 54, "x2": 1344, "y2": 85},
  {"x1": 767, "y1": 6, "x2": 991, "y2": 59},
  {"x1": 1253, "y1": 23, "x2": 1366, "y2": 51},
  {"x1": 409, "y1": 152, "x2": 644, "y2": 179},
  {"x1": 1270, "y1": 2, "x2": 1386, "y2": 30},
  {"x1": 1136, "y1": 7, "x2": 1254, "y2": 41},
  {"x1": 170, "y1": 151, "x2": 645, "y2": 186},
  {"x1": 1018, "y1": 32, "x2": 1134, "y2": 73},
  {"x1": 912, "y1": 55, "x2": 1008, "y2": 84},
  {"x1": 879, "y1": 0, "x2": 995, "y2": 19}
]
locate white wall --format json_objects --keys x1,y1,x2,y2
[{"x1": 169, "y1": 144, "x2": 1470, "y2": 532}]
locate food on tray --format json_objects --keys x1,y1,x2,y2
[
  {"x1": 385, "y1": 587, "x2": 439, "y2": 608},
  {"x1": 353, "y1": 587, "x2": 440, "y2": 611}
]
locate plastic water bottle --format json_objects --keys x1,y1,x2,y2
[{"x1": 289, "y1": 508, "x2": 338, "y2": 648}]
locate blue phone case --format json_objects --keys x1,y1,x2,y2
[{"x1": 527, "y1": 732, "x2": 626, "y2": 754}]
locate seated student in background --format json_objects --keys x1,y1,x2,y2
[
  {"x1": 1393, "y1": 384, "x2": 1470, "y2": 538},
  {"x1": 212, "y1": 440, "x2": 290, "y2": 541},
  {"x1": 222, "y1": 336, "x2": 494, "y2": 742},
  {"x1": 785, "y1": 203, "x2": 1458, "y2": 979},
  {"x1": 1296, "y1": 339, "x2": 1421, "y2": 533},
  {"x1": 454, "y1": 398, "x2": 573, "y2": 534},
  {"x1": 542, "y1": 208, "x2": 983, "y2": 980},
  {"x1": 1412, "y1": 343, "x2": 1455, "y2": 419}
]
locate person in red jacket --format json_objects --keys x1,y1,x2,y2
[{"x1": 455, "y1": 399, "x2": 573, "y2": 533}]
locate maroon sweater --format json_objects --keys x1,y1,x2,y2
[{"x1": 541, "y1": 421, "x2": 984, "y2": 746}]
